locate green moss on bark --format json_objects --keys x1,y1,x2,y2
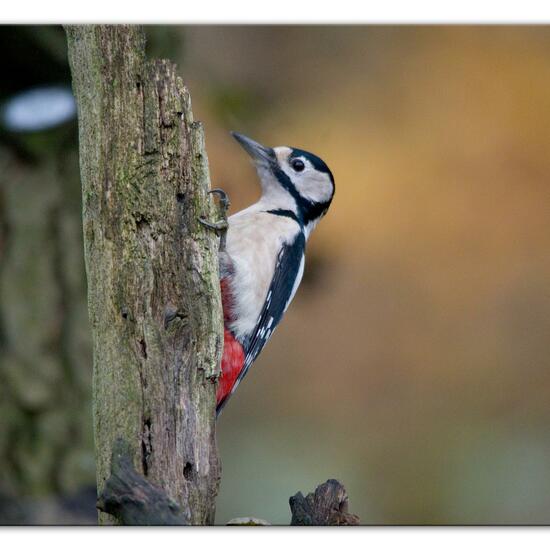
[{"x1": 65, "y1": 25, "x2": 222, "y2": 525}]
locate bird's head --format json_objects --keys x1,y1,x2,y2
[{"x1": 231, "y1": 131, "x2": 335, "y2": 229}]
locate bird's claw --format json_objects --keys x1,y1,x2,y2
[
  {"x1": 199, "y1": 187, "x2": 230, "y2": 251},
  {"x1": 209, "y1": 188, "x2": 230, "y2": 213},
  {"x1": 198, "y1": 218, "x2": 228, "y2": 232}
]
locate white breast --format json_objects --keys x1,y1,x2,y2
[{"x1": 224, "y1": 207, "x2": 300, "y2": 341}]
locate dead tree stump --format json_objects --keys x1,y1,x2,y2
[
  {"x1": 65, "y1": 25, "x2": 223, "y2": 525},
  {"x1": 290, "y1": 479, "x2": 360, "y2": 526}
]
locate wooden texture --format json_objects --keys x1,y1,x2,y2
[
  {"x1": 289, "y1": 479, "x2": 360, "y2": 526},
  {"x1": 65, "y1": 25, "x2": 223, "y2": 525},
  {"x1": 97, "y1": 461, "x2": 357, "y2": 526},
  {"x1": 96, "y1": 438, "x2": 187, "y2": 525}
]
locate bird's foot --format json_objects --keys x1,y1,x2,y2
[
  {"x1": 199, "y1": 188, "x2": 230, "y2": 251},
  {"x1": 209, "y1": 188, "x2": 230, "y2": 214}
]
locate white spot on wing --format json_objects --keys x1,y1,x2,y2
[{"x1": 284, "y1": 254, "x2": 305, "y2": 313}]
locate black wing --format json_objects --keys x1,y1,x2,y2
[{"x1": 238, "y1": 231, "x2": 306, "y2": 389}]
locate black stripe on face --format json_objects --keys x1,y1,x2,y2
[{"x1": 272, "y1": 164, "x2": 333, "y2": 226}]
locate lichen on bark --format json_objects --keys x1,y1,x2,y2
[{"x1": 65, "y1": 25, "x2": 223, "y2": 525}]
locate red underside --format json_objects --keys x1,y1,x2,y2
[
  {"x1": 216, "y1": 277, "x2": 245, "y2": 407},
  {"x1": 216, "y1": 328, "x2": 245, "y2": 406}
]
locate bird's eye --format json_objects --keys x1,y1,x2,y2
[{"x1": 291, "y1": 158, "x2": 305, "y2": 172}]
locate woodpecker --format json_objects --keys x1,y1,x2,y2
[{"x1": 201, "y1": 132, "x2": 335, "y2": 415}]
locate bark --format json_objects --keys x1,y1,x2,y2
[
  {"x1": 65, "y1": 25, "x2": 223, "y2": 525},
  {"x1": 96, "y1": 438, "x2": 187, "y2": 525},
  {"x1": 290, "y1": 480, "x2": 360, "y2": 526},
  {"x1": 95, "y1": 465, "x2": 359, "y2": 526}
]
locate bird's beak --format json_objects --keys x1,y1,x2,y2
[{"x1": 231, "y1": 132, "x2": 275, "y2": 166}]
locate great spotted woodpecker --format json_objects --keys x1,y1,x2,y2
[{"x1": 201, "y1": 132, "x2": 335, "y2": 415}]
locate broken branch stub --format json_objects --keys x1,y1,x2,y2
[{"x1": 289, "y1": 479, "x2": 360, "y2": 526}]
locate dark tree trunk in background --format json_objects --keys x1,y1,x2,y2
[
  {"x1": 0, "y1": 147, "x2": 94, "y2": 509},
  {"x1": 65, "y1": 25, "x2": 223, "y2": 525},
  {"x1": 0, "y1": 26, "x2": 96, "y2": 524}
]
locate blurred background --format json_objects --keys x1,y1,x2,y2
[{"x1": 1, "y1": 25, "x2": 550, "y2": 525}]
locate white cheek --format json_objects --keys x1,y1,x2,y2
[{"x1": 295, "y1": 172, "x2": 333, "y2": 204}]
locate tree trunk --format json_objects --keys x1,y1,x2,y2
[
  {"x1": 0, "y1": 147, "x2": 94, "y2": 505},
  {"x1": 65, "y1": 25, "x2": 223, "y2": 525}
]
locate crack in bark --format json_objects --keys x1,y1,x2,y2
[
  {"x1": 141, "y1": 418, "x2": 152, "y2": 476},
  {"x1": 138, "y1": 338, "x2": 147, "y2": 359}
]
